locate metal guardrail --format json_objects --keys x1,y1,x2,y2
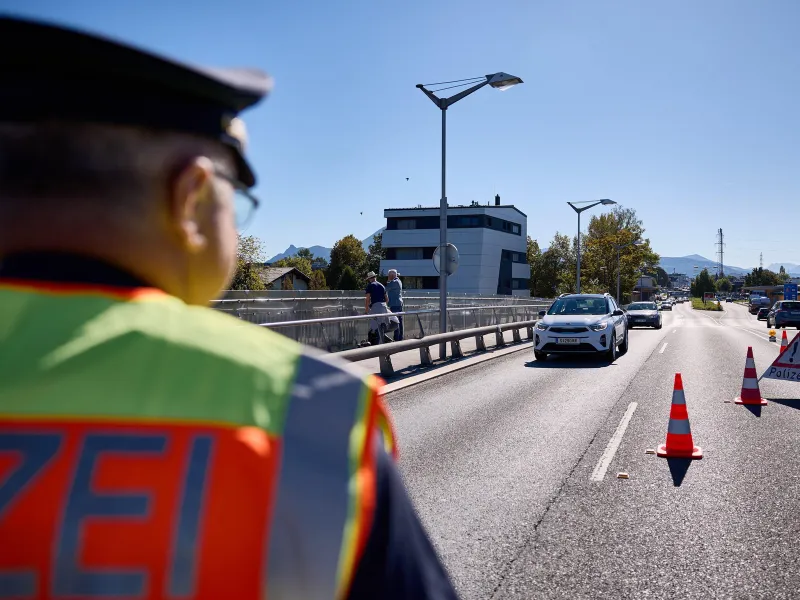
[
  {"x1": 238, "y1": 302, "x2": 550, "y2": 352},
  {"x1": 213, "y1": 292, "x2": 552, "y2": 350},
  {"x1": 338, "y1": 319, "x2": 538, "y2": 377}
]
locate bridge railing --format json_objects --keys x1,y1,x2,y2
[
  {"x1": 336, "y1": 319, "x2": 539, "y2": 377},
  {"x1": 214, "y1": 291, "x2": 552, "y2": 351}
]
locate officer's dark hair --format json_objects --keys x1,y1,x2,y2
[{"x1": 0, "y1": 121, "x2": 235, "y2": 206}]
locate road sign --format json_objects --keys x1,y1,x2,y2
[
  {"x1": 432, "y1": 243, "x2": 459, "y2": 276},
  {"x1": 761, "y1": 332, "x2": 800, "y2": 382},
  {"x1": 784, "y1": 283, "x2": 798, "y2": 301}
]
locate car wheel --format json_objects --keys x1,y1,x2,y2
[
  {"x1": 655, "y1": 322, "x2": 662, "y2": 329},
  {"x1": 619, "y1": 328, "x2": 629, "y2": 353},
  {"x1": 534, "y1": 350, "x2": 547, "y2": 361},
  {"x1": 606, "y1": 333, "x2": 617, "y2": 362}
]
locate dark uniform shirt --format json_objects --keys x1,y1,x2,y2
[
  {"x1": 0, "y1": 252, "x2": 460, "y2": 600},
  {"x1": 366, "y1": 281, "x2": 387, "y2": 306}
]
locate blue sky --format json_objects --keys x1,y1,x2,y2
[{"x1": 10, "y1": 0, "x2": 800, "y2": 270}]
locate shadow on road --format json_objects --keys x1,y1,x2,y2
[
  {"x1": 766, "y1": 398, "x2": 800, "y2": 411},
  {"x1": 524, "y1": 356, "x2": 614, "y2": 369},
  {"x1": 742, "y1": 404, "x2": 763, "y2": 418},
  {"x1": 666, "y1": 458, "x2": 693, "y2": 486}
]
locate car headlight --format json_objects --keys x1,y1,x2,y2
[
  {"x1": 589, "y1": 321, "x2": 609, "y2": 331},
  {"x1": 536, "y1": 322, "x2": 549, "y2": 331}
]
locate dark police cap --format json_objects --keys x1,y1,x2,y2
[{"x1": 0, "y1": 14, "x2": 272, "y2": 188}]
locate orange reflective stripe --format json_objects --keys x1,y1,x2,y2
[
  {"x1": 335, "y1": 381, "x2": 378, "y2": 600},
  {"x1": 0, "y1": 279, "x2": 166, "y2": 301}
]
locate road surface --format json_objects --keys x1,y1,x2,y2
[{"x1": 386, "y1": 301, "x2": 800, "y2": 599}]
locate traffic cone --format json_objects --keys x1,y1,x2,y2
[
  {"x1": 780, "y1": 330, "x2": 789, "y2": 355},
  {"x1": 657, "y1": 373, "x2": 703, "y2": 459},
  {"x1": 734, "y1": 346, "x2": 767, "y2": 406}
]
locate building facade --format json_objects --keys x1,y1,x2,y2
[{"x1": 379, "y1": 201, "x2": 530, "y2": 296}]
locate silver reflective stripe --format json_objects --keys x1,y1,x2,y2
[
  {"x1": 667, "y1": 418, "x2": 691, "y2": 435},
  {"x1": 266, "y1": 352, "x2": 366, "y2": 600}
]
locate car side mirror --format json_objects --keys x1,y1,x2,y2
[
  {"x1": 538, "y1": 310, "x2": 546, "y2": 317},
  {"x1": 613, "y1": 309, "x2": 624, "y2": 316}
]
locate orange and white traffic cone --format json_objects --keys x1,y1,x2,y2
[
  {"x1": 657, "y1": 373, "x2": 703, "y2": 459},
  {"x1": 734, "y1": 346, "x2": 767, "y2": 406},
  {"x1": 780, "y1": 330, "x2": 789, "y2": 355}
]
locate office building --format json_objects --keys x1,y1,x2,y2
[{"x1": 379, "y1": 197, "x2": 530, "y2": 296}]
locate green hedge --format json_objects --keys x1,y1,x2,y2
[{"x1": 691, "y1": 297, "x2": 723, "y2": 311}]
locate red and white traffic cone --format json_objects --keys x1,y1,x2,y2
[
  {"x1": 734, "y1": 346, "x2": 767, "y2": 406},
  {"x1": 780, "y1": 330, "x2": 789, "y2": 355},
  {"x1": 657, "y1": 373, "x2": 703, "y2": 459}
]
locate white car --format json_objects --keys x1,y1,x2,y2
[{"x1": 534, "y1": 293, "x2": 628, "y2": 362}]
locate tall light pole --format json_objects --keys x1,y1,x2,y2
[
  {"x1": 417, "y1": 72, "x2": 523, "y2": 359},
  {"x1": 614, "y1": 239, "x2": 643, "y2": 304},
  {"x1": 567, "y1": 199, "x2": 616, "y2": 293}
]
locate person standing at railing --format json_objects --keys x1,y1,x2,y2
[
  {"x1": 0, "y1": 16, "x2": 458, "y2": 600},
  {"x1": 386, "y1": 269, "x2": 405, "y2": 341}
]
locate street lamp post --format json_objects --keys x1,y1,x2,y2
[
  {"x1": 417, "y1": 72, "x2": 523, "y2": 359},
  {"x1": 567, "y1": 199, "x2": 616, "y2": 293},
  {"x1": 614, "y1": 239, "x2": 644, "y2": 304}
]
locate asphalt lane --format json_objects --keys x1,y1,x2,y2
[
  {"x1": 386, "y1": 310, "x2": 677, "y2": 599},
  {"x1": 387, "y1": 302, "x2": 800, "y2": 599},
  {"x1": 495, "y1": 302, "x2": 800, "y2": 599}
]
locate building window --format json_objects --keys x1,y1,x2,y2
[
  {"x1": 403, "y1": 276, "x2": 423, "y2": 289},
  {"x1": 396, "y1": 247, "x2": 424, "y2": 260},
  {"x1": 386, "y1": 247, "x2": 436, "y2": 260},
  {"x1": 397, "y1": 219, "x2": 416, "y2": 230},
  {"x1": 512, "y1": 224, "x2": 520, "y2": 235}
]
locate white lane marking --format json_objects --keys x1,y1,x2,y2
[
  {"x1": 591, "y1": 402, "x2": 638, "y2": 482},
  {"x1": 659, "y1": 343, "x2": 668, "y2": 354}
]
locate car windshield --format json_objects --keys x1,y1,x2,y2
[
  {"x1": 781, "y1": 301, "x2": 800, "y2": 310},
  {"x1": 628, "y1": 303, "x2": 657, "y2": 311},
  {"x1": 547, "y1": 297, "x2": 609, "y2": 316}
]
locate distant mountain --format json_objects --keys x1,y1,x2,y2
[
  {"x1": 767, "y1": 263, "x2": 800, "y2": 276},
  {"x1": 266, "y1": 228, "x2": 385, "y2": 264},
  {"x1": 658, "y1": 254, "x2": 751, "y2": 277}
]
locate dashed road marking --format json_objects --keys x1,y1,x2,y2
[
  {"x1": 591, "y1": 402, "x2": 638, "y2": 482},
  {"x1": 659, "y1": 343, "x2": 668, "y2": 354}
]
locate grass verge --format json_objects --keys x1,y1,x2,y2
[{"x1": 691, "y1": 298, "x2": 723, "y2": 311}]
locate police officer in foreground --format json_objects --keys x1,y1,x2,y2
[{"x1": 0, "y1": 15, "x2": 458, "y2": 600}]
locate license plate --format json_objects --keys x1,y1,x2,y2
[{"x1": 557, "y1": 338, "x2": 579, "y2": 344}]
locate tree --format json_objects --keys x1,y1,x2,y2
[
  {"x1": 309, "y1": 270, "x2": 329, "y2": 290},
  {"x1": 328, "y1": 234, "x2": 367, "y2": 288},
  {"x1": 280, "y1": 275, "x2": 294, "y2": 291},
  {"x1": 534, "y1": 232, "x2": 574, "y2": 298},
  {"x1": 229, "y1": 234, "x2": 266, "y2": 291},
  {"x1": 296, "y1": 247, "x2": 314, "y2": 261},
  {"x1": 744, "y1": 267, "x2": 781, "y2": 287},
  {"x1": 272, "y1": 256, "x2": 312, "y2": 276},
  {"x1": 365, "y1": 233, "x2": 387, "y2": 278},
  {"x1": 715, "y1": 277, "x2": 732, "y2": 293},
  {"x1": 311, "y1": 256, "x2": 329, "y2": 271},
  {"x1": 653, "y1": 266, "x2": 670, "y2": 288},
  {"x1": 778, "y1": 266, "x2": 790, "y2": 283},
  {"x1": 581, "y1": 206, "x2": 659, "y2": 302},
  {"x1": 337, "y1": 265, "x2": 361, "y2": 291},
  {"x1": 691, "y1": 268, "x2": 715, "y2": 298},
  {"x1": 527, "y1": 237, "x2": 545, "y2": 297}
]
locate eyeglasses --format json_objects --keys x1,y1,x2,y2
[{"x1": 215, "y1": 172, "x2": 260, "y2": 230}]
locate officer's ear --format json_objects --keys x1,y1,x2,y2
[{"x1": 168, "y1": 156, "x2": 216, "y2": 253}]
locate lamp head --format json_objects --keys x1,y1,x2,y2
[{"x1": 487, "y1": 72, "x2": 523, "y2": 91}]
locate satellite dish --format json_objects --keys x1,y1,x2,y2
[{"x1": 432, "y1": 243, "x2": 459, "y2": 276}]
